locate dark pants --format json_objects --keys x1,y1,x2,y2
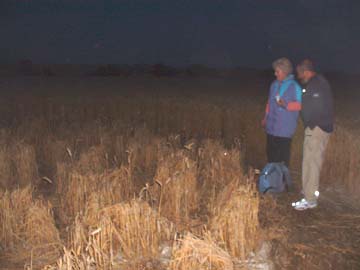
[{"x1": 266, "y1": 134, "x2": 291, "y2": 167}]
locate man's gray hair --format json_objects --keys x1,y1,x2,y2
[
  {"x1": 272, "y1": 57, "x2": 293, "y2": 75},
  {"x1": 297, "y1": 59, "x2": 316, "y2": 73}
]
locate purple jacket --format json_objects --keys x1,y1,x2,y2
[{"x1": 265, "y1": 74, "x2": 302, "y2": 138}]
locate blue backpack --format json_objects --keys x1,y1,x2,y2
[{"x1": 258, "y1": 162, "x2": 292, "y2": 193}]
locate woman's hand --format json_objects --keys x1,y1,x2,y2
[
  {"x1": 261, "y1": 118, "x2": 266, "y2": 128},
  {"x1": 276, "y1": 98, "x2": 287, "y2": 108}
]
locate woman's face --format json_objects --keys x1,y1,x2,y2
[{"x1": 274, "y1": 68, "x2": 287, "y2": 81}]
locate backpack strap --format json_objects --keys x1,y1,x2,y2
[
  {"x1": 263, "y1": 187, "x2": 272, "y2": 194},
  {"x1": 280, "y1": 164, "x2": 292, "y2": 191}
]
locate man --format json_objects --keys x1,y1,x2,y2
[{"x1": 292, "y1": 59, "x2": 334, "y2": 211}]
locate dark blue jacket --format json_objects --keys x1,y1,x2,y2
[
  {"x1": 265, "y1": 74, "x2": 302, "y2": 138},
  {"x1": 301, "y1": 74, "x2": 333, "y2": 133}
]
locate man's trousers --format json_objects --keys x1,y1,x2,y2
[{"x1": 302, "y1": 126, "x2": 330, "y2": 203}]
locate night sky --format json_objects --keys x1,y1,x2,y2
[{"x1": 1, "y1": 0, "x2": 360, "y2": 72}]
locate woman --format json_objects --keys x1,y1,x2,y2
[{"x1": 262, "y1": 57, "x2": 302, "y2": 167}]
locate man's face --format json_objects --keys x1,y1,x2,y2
[
  {"x1": 296, "y1": 68, "x2": 309, "y2": 84},
  {"x1": 274, "y1": 68, "x2": 287, "y2": 81}
]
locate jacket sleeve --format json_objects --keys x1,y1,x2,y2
[
  {"x1": 286, "y1": 83, "x2": 302, "y2": 111},
  {"x1": 263, "y1": 83, "x2": 274, "y2": 125},
  {"x1": 262, "y1": 101, "x2": 269, "y2": 127}
]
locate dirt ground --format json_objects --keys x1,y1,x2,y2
[{"x1": 260, "y1": 178, "x2": 360, "y2": 270}]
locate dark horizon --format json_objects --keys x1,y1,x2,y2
[{"x1": 3, "y1": 63, "x2": 360, "y2": 77}]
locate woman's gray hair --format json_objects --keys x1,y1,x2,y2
[{"x1": 272, "y1": 57, "x2": 293, "y2": 75}]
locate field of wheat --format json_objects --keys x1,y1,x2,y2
[{"x1": 0, "y1": 74, "x2": 359, "y2": 269}]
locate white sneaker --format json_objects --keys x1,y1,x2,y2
[{"x1": 292, "y1": 198, "x2": 317, "y2": 211}]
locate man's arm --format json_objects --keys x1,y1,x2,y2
[{"x1": 283, "y1": 83, "x2": 302, "y2": 111}]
